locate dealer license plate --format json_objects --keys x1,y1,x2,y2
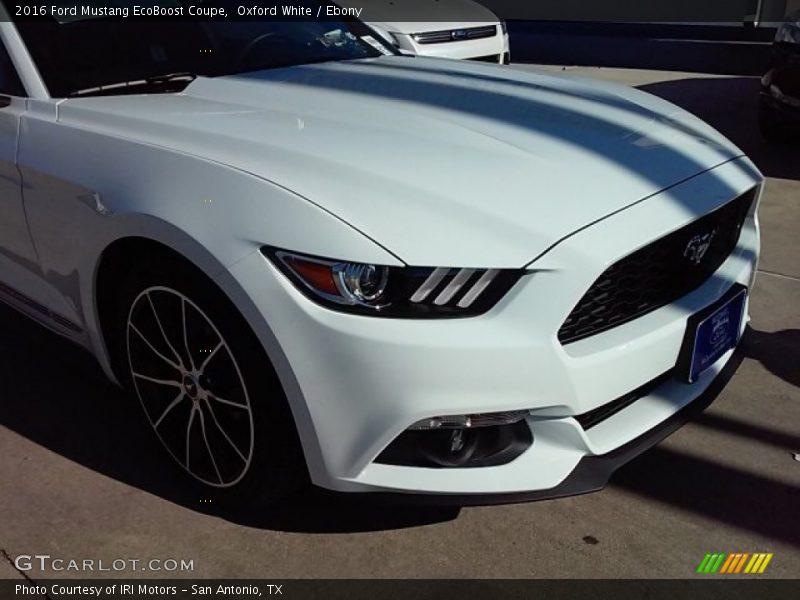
[{"x1": 685, "y1": 289, "x2": 747, "y2": 383}]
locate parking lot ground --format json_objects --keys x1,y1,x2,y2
[
  {"x1": 0, "y1": 554, "x2": 23, "y2": 580},
  {"x1": 1, "y1": 66, "x2": 799, "y2": 580}
]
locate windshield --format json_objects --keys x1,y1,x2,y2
[{"x1": 14, "y1": 1, "x2": 395, "y2": 97}]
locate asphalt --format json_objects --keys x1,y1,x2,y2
[{"x1": 0, "y1": 66, "x2": 798, "y2": 580}]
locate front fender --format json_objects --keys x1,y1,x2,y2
[{"x1": 17, "y1": 116, "x2": 401, "y2": 379}]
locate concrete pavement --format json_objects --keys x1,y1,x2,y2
[{"x1": 0, "y1": 66, "x2": 798, "y2": 580}]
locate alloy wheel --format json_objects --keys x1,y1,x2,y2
[{"x1": 125, "y1": 286, "x2": 255, "y2": 487}]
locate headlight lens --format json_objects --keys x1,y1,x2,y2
[
  {"x1": 263, "y1": 248, "x2": 523, "y2": 318},
  {"x1": 338, "y1": 263, "x2": 389, "y2": 304}
]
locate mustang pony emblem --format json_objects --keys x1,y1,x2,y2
[{"x1": 684, "y1": 230, "x2": 718, "y2": 265}]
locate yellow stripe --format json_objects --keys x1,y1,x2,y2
[
  {"x1": 758, "y1": 554, "x2": 773, "y2": 574},
  {"x1": 734, "y1": 553, "x2": 749, "y2": 573},
  {"x1": 750, "y1": 552, "x2": 767, "y2": 573},
  {"x1": 744, "y1": 554, "x2": 760, "y2": 573},
  {"x1": 720, "y1": 554, "x2": 736, "y2": 574}
]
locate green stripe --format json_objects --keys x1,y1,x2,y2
[
  {"x1": 710, "y1": 554, "x2": 727, "y2": 573},
  {"x1": 704, "y1": 554, "x2": 719, "y2": 573},
  {"x1": 697, "y1": 554, "x2": 712, "y2": 573}
]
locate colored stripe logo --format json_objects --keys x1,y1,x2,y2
[{"x1": 696, "y1": 553, "x2": 773, "y2": 574}]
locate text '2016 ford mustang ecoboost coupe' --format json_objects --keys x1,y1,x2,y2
[{"x1": 0, "y1": 4, "x2": 762, "y2": 505}]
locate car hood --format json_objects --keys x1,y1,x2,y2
[{"x1": 58, "y1": 57, "x2": 745, "y2": 267}]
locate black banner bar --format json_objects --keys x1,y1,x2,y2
[
  {"x1": 2, "y1": 579, "x2": 799, "y2": 600},
  {"x1": 2, "y1": 0, "x2": 794, "y2": 24}
]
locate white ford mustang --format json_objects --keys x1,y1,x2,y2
[{"x1": 0, "y1": 6, "x2": 761, "y2": 504}]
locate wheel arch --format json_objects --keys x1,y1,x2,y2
[
  {"x1": 95, "y1": 235, "x2": 313, "y2": 495},
  {"x1": 91, "y1": 230, "x2": 274, "y2": 384},
  {"x1": 94, "y1": 236, "x2": 212, "y2": 383},
  {"x1": 90, "y1": 233, "x2": 319, "y2": 474}
]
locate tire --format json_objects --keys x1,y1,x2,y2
[
  {"x1": 114, "y1": 256, "x2": 306, "y2": 507},
  {"x1": 759, "y1": 98, "x2": 794, "y2": 144}
]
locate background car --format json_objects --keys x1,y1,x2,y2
[
  {"x1": 760, "y1": 9, "x2": 800, "y2": 142},
  {"x1": 350, "y1": 0, "x2": 511, "y2": 64}
]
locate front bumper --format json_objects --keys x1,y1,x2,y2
[
  {"x1": 224, "y1": 157, "x2": 761, "y2": 498},
  {"x1": 364, "y1": 342, "x2": 745, "y2": 506}
]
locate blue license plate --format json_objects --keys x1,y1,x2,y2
[{"x1": 688, "y1": 290, "x2": 747, "y2": 382}]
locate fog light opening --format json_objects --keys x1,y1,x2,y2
[{"x1": 377, "y1": 412, "x2": 533, "y2": 468}]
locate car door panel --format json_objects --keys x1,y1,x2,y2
[
  {"x1": 0, "y1": 96, "x2": 48, "y2": 299},
  {"x1": 0, "y1": 103, "x2": 84, "y2": 337}
]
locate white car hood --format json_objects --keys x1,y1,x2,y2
[{"x1": 58, "y1": 57, "x2": 745, "y2": 267}]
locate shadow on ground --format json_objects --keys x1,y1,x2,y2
[
  {"x1": 609, "y1": 329, "x2": 800, "y2": 548},
  {"x1": 639, "y1": 77, "x2": 800, "y2": 181},
  {"x1": 743, "y1": 328, "x2": 800, "y2": 388},
  {"x1": 0, "y1": 303, "x2": 459, "y2": 533},
  {"x1": 612, "y1": 444, "x2": 800, "y2": 547}
]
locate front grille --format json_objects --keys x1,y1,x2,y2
[
  {"x1": 413, "y1": 25, "x2": 497, "y2": 45},
  {"x1": 558, "y1": 189, "x2": 756, "y2": 344}
]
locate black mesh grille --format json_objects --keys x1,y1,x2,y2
[{"x1": 558, "y1": 189, "x2": 756, "y2": 344}]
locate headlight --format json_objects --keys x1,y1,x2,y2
[
  {"x1": 775, "y1": 12, "x2": 800, "y2": 44},
  {"x1": 263, "y1": 248, "x2": 524, "y2": 318}
]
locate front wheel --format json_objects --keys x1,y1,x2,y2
[{"x1": 116, "y1": 261, "x2": 305, "y2": 506}]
